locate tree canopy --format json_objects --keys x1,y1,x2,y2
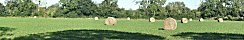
[{"x1": 0, "y1": 0, "x2": 243, "y2": 20}]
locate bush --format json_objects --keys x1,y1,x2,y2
[
  {"x1": 227, "y1": 15, "x2": 234, "y2": 21},
  {"x1": 0, "y1": 12, "x2": 9, "y2": 17},
  {"x1": 225, "y1": 15, "x2": 244, "y2": 21},
  {"x1": 65, "y1": 11, "x2": 79, "y2": 18},
  {"x1": 236, "y1": 17, "x2": 244, "y2": 21}
]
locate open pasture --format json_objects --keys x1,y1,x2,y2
[{"x1": 0, "y1": 18, "x2": 244, "y2": 40}]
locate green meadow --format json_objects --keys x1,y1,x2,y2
[{"x1": 0, "y1": 17, "x2": 244, "y2": 40}]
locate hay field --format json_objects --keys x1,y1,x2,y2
[{"x1": 0, "y1": 17, "x2": 244, "y2": 40}]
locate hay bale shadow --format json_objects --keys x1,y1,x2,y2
[
  {"x1": 0, "y1": 27, "x2": 15, "y2": 40},
  {"x1": 0, "y1": 27, "x2": 15, "y2": 36},
  {"x1": 14, "y1": 29, "x2": 165, "y2": 40},
  {"x1": 158, "y1": 28, "x2": 165, "y2": 30},
  {"x1": 172, "y1": 32, "x2": 244, "y2": 40}
]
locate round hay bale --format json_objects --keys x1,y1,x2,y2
[
  {"x1": 34, "y1": 16, "x2": 37, "y2": 18},
  {"x1": 163, "y1": 18, "x2": 177, "y2": 30},
  {"x1": 181, "y1": 18, "x2": 188, "y2": 23},
  {"x1": 95, "y1": 17, "x2": 99, "y2": 20},
  {"x1": 189, "y1": 18, "x2": 193, "y2": 21},
  {"x1": 127, "y1": 17, "x2": 131, "y2": 20},
  {"x1": 199, "y1": 18, "x2": 204, "y2": 22},
  {"x1": 218, "y1": 18, "x2": 224, "y2": 22},
  {"x1": 149, "y1": 17, "x2": 156, "y2": 22},
  {"x1": 105, "y1": 17, "x2": 117, "y2": 25}
]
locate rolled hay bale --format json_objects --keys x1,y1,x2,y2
[
  {"x1": 95, "y1": 17, "x2": 99, "y2": 20},
  {"x1": 181, "y1": 18, "x2": 188, "y2": 23},
  {"x1": 34, "y1": 16, "x2": 37, "y2": 18},
  {"x1": 189, "y1": 18, "x2": 193, "y2": 21},
  {"x1": 199, "y1": 18, "x2": 204, "y2": 22},
  {"x1": 163, "y1": 18, "x2": 177, "y2": 30},
  {"x1": 105, "y1": 17, "x2": 117, "y2": 25},
  {"x1": 149, "y1": 17, "x2": 156, "y2": 22},
  {"x1": 127, "y1": 17, "x2": 131, "y2": 20},
  {"x1": 218, "y1": 18, "x2": 224, "y2": 22}
]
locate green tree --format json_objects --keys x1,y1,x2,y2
[
  {"x1": 5, "y1": 0, "x2": 38, "y2": 17},
  {"x1": 34, "y1": 7, "x2": 45, "y2": 17},
  {"x1": 47, "y1": 3, "x2": 59, "y2": 17},
  {"x1": 198, "y1": 0, "x2": 244, "y2": 18},
  {"x1": 58, "y1": 0, "x2": 97, "y2": 18},
  {"x1": 0, "y1": 3, "x2": 8, "y2": 16},
  {"x1": 97, "y1": 0, "x2": 124, "y2": 18},
  {"x1": 137, "y1": 0, "x2": 166, "y2": 18},
  {"x1": 165, "y1": 2, "x2": 191, "y2": 19},
  {"x1": 191, "y1": 9, "x2": 201, "y2": 18}
]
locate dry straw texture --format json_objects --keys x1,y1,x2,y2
[
  {"x1": 149, "y1": 17, "x2": 156, "y2": 22},
  {"x1": 218, "y1": 18, "x2": 224, "y2": 22},
  {"x1": 199, "y1": 18, "x2": 204, "y2": 22},
  {"x1": 163, "y1": 18, "x2": 177, "y2": 30},
  {"x1": 95, "y1": 17, "x2": 99, "y2": 20},
  {"x1": 34, "y1": 16, "x2": 37, "y2": 18},
  {"x1": 189, "y1": 18, "x2": 193, "y2": 21},
  {"x1": 127, "y1": 17, "x2": 130, "y2": 20},
  {"x1": 181, "y1": 18, "x2": 188, "y2": 23},
  {"x1": 105, "y1": 17, "x2": 117, "y2": 25}
]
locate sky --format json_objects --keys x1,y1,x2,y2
[
  {"x1": 0, "y1": 0, "x2": 201, "y2": 10},
  {"x1": 31, "y1": 0, "x2": 60, "y2": 7},
  {"x1": 0, "y1": 0, "x2": 5, "y2": 4},
  {"x1": 93, "y1": 0, "x2": 201, "y2": 10}
]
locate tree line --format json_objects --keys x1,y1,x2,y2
[{"x1": 0, "y1": 0, "x2": 244, "y2": 20}]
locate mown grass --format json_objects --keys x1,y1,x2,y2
[{"x1": 0, "y1": 17, "x2": 244, "y2": 40}]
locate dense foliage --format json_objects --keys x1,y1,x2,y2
[
  {"x1": 5, "y1": 0, "x2": 37, "y2": 17},
  {"x1": 0, "y1": 0, "x2": 244, "y2": 20}
]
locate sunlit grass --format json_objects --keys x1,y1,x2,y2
[{"x1": 0, "y1": 17, "x2": 244, "y2": 39}]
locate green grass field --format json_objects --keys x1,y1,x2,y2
[{"x1": 1, "y1": 17, "x2": 244, "y2": 40}]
